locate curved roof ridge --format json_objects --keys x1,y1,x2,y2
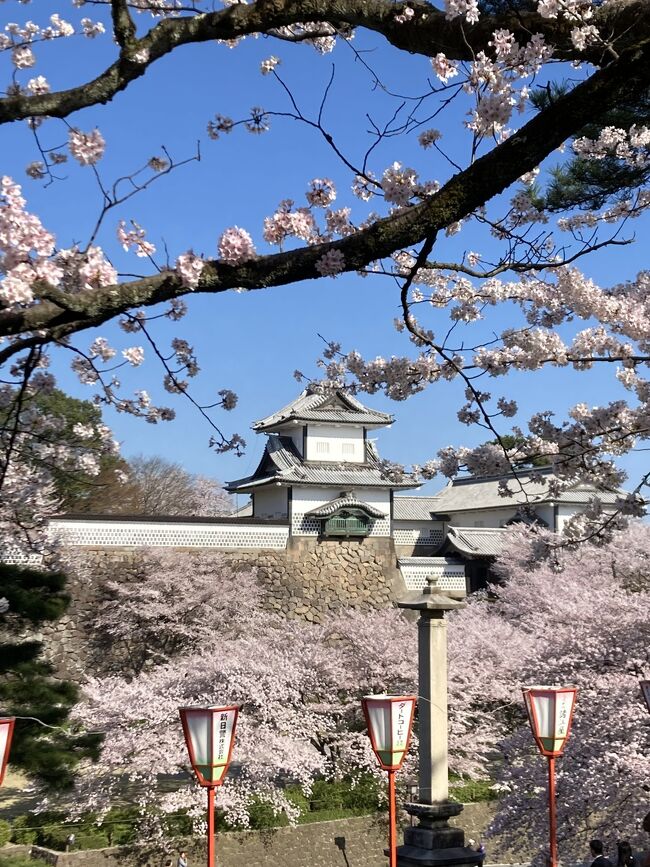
[{"x1": 252, "y1": 388, "x2": 394, "y2": 431}]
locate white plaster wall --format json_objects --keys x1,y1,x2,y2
[
  {"x1": 291, "y1": 486, "x2": 391, "y2": 536},
  {"x1": 556, "y1": 502, "x2": 595, "y2": 531},
  {"x1": 447, "y1": 508, "x2": 515, "y2": 528},
  {"x1": 392, "y1": 520, "x2": 445, "y2": 547},
  {"x1": 48, "y1": 518, "x2": 290, "y2": 550},
  {"x1": 305, "y1": 425, "x2": 364, "y2": 463},
  {"x1": 275, "y1": 425, "x2": 304, "y2": 455},
  {"x1": 254, "y1": 486, "x2": 289, "y2": 518},
  {"x1": 398, "y1": 557, "x2": 466, "y2": 592}
]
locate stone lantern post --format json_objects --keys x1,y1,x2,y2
[{"x1": 396, "y1": 577, "x2": 484, "y2": 867}]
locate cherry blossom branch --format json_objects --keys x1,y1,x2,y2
[
  {"x1": 110, "y1": 0, "x2": 137, "y2": 51},
  {"x1": 2, "y1": 39, "x2": 650, "y2": 358},
  {"x1": 133, "y1": 317, "x2": 245, "y2": 454},
  {"x1": 0, "y1": 0, "x2": 648, "y2": 126}
]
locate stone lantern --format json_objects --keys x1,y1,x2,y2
[{"x1": 396, "y1": 578, "x2": 482, "y2": 867}]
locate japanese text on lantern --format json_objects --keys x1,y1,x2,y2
[
  {"x1": 557, "y1": 697, "x2": 569, "y2": 736},
  {"x1": 396, "y1": 702, "x2": 407, "y2": 748},
  {"x1": 217, "y1": 713, "x2": 228, "y2": 760}
]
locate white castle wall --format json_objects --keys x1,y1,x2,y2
[
  {"x1": 290, "y1": 486, "x2": 391, "y2": 536},
  {"x1": 305, "y1": 425, "x2": 364, "y2": 463},
  {"x1": 398, "y1": 556, "x2": 466, "y2": 593},
  {"x1": 392, "y1": 520, "x2": 445, "y2": 548},
  {"x1": 48, "y1": 517, "x2": 290, "y2": 550}
]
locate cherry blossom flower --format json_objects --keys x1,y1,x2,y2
[
  {"x1": 306, "y1": 178, "x2": 336, "y2": 208},
  {"x1": 430, "y1": 53, "x2": 459, "y2": 83},
  {"x1": 122, "y1": 346, "x2": 145, "y2": 366},
  {"x1": 260, "y1": 56, "x2": 280, "y2": 75},
  {"x1": 418, "y1": 129, "x2": 442, "y2": 149}
]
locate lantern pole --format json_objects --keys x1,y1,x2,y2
[
  {"x1": 362, "y1": 695, "x2": 416, "y2": 867},
  {"x1": 207, "y1": 785, "x2": 216, "y2": 867},
  {"x1": 522, "y1": 686, "x2": 577, "y2": 867},
  {"x1": 547, "y1": 756, "x2": 557, "y2": 867},
  {"x1": 179, "y1": 706, "x2": 238, "y2": 867},
  {"x1": 388, "y1": 769, "x2": 397, "y2": 867}
]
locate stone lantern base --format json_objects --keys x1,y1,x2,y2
[{"x1": 397, "y1": 801, "x2": 486, "y2": 867}]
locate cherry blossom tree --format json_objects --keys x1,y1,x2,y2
[
  {"x1": 71, "y1": 585, "x2": 419, "y2": 826},
  {"x1": 1, "y1": 0, "x2": 650, "y2": 536},
  {"x1": 65, "y1": 548, "x2": 263, "y2": 675},
  {"x1": 69, "y1": 524, "x2": 649, "y2": 838},
  {"x1": 464, "y1": 523, "x2": 650, "y2": 860}
]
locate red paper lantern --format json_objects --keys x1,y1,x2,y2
[
  {"x1": 362, "y1": 694, "x2": 417, "y2": 771},
  {"x1": 522, "y1": 685, "x2": 577, "y2": 757},
  {"x1": 179, "y1": 705, "x2": 238, "y2": 787}
]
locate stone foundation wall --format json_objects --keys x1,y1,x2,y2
[
  {"x1": 228, "y1": 536, "x2": 405, "y2": 623},
  {"x1": 29, "y1": 815, "x2": 389, "y2": 867},
  {"x1": 43, "y1": 536, "x2": 406, "y2": 680},
  {"x1": 13, "y1": 803, "x2": 534, "y2": 867}
]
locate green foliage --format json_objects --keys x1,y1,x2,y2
[
  {"x1": 0, "y1": 563, "x2": 69, "y2": 624},
  {"x1": 310, "y1": 776, "x2": 381, "y2": 813},
  {"x1": 530, "y1": 82, "x2": 650, "y2": 211},
  {"x1": 0, "y1": 856, "x2": 50, "y2": 867},
  {"x1": 0, "y1": 564, "x2": 102, "y2": 790},
  {"x1": 9, "y1": 808, "x2": 140, "y2": 851},
  {"x1": 237, "y1": 776, "x2": 381, "y2": 830},
  {"x1": 449, "y1": 778, "x2": 496, "y2": 803},
  {"x1": 10, "y1": 816, "x2": 38, "y2": 845},
  {"x1": 0, "y1": 819, "x2": 11, "y2": 846},
  {"x1": 28, "y1": 389, "x2": 126, "y2": 512}
]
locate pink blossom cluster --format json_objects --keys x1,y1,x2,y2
[
  {"x1": 0, "y1": 175, "x2": 59, "y2": 306},
  {"x1": 218, "y1": 226, "x2": 257, "y2": 264},
  {"x1": 305, "y1": 178, "x2": 336, "y2": 208},
  {"x1": 260, "y1": 56, "x2": 280, "y2": 75},
  {"x1": 68, "y1": 128, "x2": 106, "y2": 166},
  {"x1": 573, "y1": 125, "x2": 650, "y2": 169},
  {"x1": 263, "y1": 199, "x2": 318, "y2": 246},
  {"x1": 430, "y1": 53, "x2": 459, "y2": 84},
  {"x1": 381, "y1": 162, "x2": 420, "y2": 206},
  {"x1": 315, "y1": 248, "x2": 345, "y2": 276},
  {"x1": 117, "y1": 220, "x2": 156, "y2": 258},
  {"x1": 175, "y1": 251, "x2": 204, "y2": 289}
]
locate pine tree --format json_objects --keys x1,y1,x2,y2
[{"x1": 0, "y1": 563, "x2": 102, "y2": 789}]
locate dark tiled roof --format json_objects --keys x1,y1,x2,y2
[
  {"x1": 393, "y1": 495, "x2": 441, "y2": 521},
  {"x1": 252, "y1": 388, "x2": 393, "y2": 431},
  {"x1": 226, "y1": 436, "x2": 418, "y2": 492},
  {"x1": 442, "y1": 526, "x2": 508, "y2": 557},
  {"x1": 432, "y1": 467, "x2": 623, "y2": 512},
  {"x1": 305, "y1": 493, "x2": 387, "y2": 519}
]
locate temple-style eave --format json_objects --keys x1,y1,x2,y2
[
  {"x1": 253, "y1": 416, "x2": 391, "y2": 432},
  {"x1": 225, "y1": 475, "x2": 418, "y2": 493},
  {"x1": 252, "y1": 387, "x2": 394, "y2": 431}
]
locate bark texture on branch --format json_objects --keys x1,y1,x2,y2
[
  {"x1": 2, "y1": 35, "x2": 650, "y2": 360},
  {"x1": 0, "y1": 0, "x2": 648, "y2": 125}
]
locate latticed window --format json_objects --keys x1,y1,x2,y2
[{"x1": 322, "y1": 510, "x2": 371, "y2": 537}]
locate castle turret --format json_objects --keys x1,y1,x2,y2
[{"x1": 226, "y1": 387, "x2": 419, "y2": 537}]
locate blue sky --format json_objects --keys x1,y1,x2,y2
[{"x1": 3, "y1": 2, "x2": 648, "y2": 496}]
